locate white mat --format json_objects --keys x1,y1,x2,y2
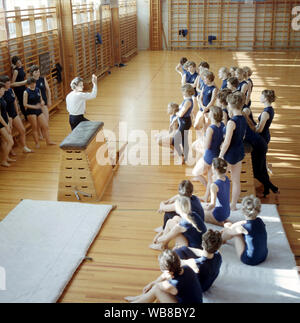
[
  {"x1": 204, "y1": 204, "x2": 300, "y2": 303},
  {"x1": 0, "y1": 200, "x2": 113, "y2": 303}
]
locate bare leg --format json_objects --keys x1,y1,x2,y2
[
  {"x1": 233, "y1": 235, "x2": 246, "y2": 259},
  {"x1": 37, "y1": 114, "x2": 56, "y2": 145},
  {"x1": 174, "y1": 234, "x2": 189, "y2": 249},
  {"x1": 132, "y1": 284, "x2": 177, "y2": 303},
  {"x1": 0, "y1": 128, "x2": 14, "y2": 166},
  {"x1": 204, "y1": 209, "x2": 224, "y2": 226},
  {"x1": 27, "y1": 115, "x2": 39, "y2": 147},
  {"x1": 229, "y1": 161, "x2": 242, "y2": 210},
  {"x1": 12, "y1": 116, "x2": 32, "y2": 152}
]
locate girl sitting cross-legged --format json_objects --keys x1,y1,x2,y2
[
  {"x1": 221, "y1": 195, "x2": 268, "y2": 266},
  {"x1": 150, "y1": 196, "x2": 207, "y2": 251},
  {"x1": 124, "y1": 249, "x2": 203, "y2": 303}
]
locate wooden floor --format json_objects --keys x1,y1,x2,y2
[{"x1": 0, "y1": 50, "x2": 299, "y2": 302}]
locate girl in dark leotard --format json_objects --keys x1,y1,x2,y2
[
  {"x1": 256, "y1": 90, "x2": 276, "y2": 145},
  {"x1": 194, "y1": 71, "x2": 218, "y2": 136},
  {"x1": 192, "y1": 106, "x2": 224, "y2": 202},
  {"x1": 243, "y1": 66, "x2": 254, "y2": 108},
  {"x1": 29, "y1": 65, "x2": 52, "y2": 125},
  {"x1": 124, "y1": 250, "x2": 203, "y2": 303},
  {"x1": 175, "y1": 57, "x2": 188, "y2": 77},
  {"x1": 0, "y1": 75, "x2": 32, "y2": 154},
  {"x1": 216, "y1": 88, "x2": 232, "y2": 126},
  {"x1": 171, "y1": 84, "x2": 194, "y2": 163},
  {"x1": 203, "y1": 158, "x2": 231, "y2": 226},
  {"x1": 23, "y1": 78, "x2": 55, "y2": 148},
  {"x1": 222, "y1": 195, "x2": 268, "y2": 266},
  {"x1": 218, "y1": 67, "x2": 230, "y2": 90},
  {"x1": 155, "y1": 102, "x2": 179, "y2": 150},
  {"x1": 0, "y1": 82, "x2": 14, "y2": 167},
  {"x1": 11, "y1": 56, "x2": 27, "y2": 120},
  {"x1": 151, "y1": 196, "x2": 207, "y2": 251},
  {"x1": 156, "y1": 179, "x2": 204, "y2": 232},
  {"x1": 181, "y1": 61, "x2": 198, "y2": 96},
  {"x1": 175, "y1": 229, "x2": 223, "y2": 292},
  {"x1": 235, "y1": 68, "x2": 248, "y2": 95},
  {"x1": 219, "y1": 92, "x2": 247, "y2": 211}
]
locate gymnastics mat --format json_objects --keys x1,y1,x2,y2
[
  {"x1": 0, "y1": 200, "x2": 113, "y2": 303},
  {"x1": 204, "y1": 204, "x2": 300, "y2": 303}
]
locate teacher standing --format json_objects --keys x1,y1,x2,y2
[{"x1": 66, "y1": 74, "x2": 98, "y2": 130}]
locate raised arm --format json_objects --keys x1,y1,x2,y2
[{"x1": 181, "y1": 73, "x2": 187, "y2": 86}]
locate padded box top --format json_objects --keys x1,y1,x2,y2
[{"x1": 60, "y1": 121, "x2": 104, "y2": 150}]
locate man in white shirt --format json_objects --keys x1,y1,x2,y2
[{"x1": 66, "y1": 74, "x2": 98, "y2": 130}]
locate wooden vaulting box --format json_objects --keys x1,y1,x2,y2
[{"x1": 57, "y1": 121, "x2": 113, "y2": 202}]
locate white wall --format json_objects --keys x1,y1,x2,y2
[
  {"x1": 137, "y1": 0, "x2": 149, "y2": 50},
  {"x1": 136, "y1": 0, "x2": 169, "y2": 50}
]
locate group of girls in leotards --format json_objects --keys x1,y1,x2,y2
[
  {"x1": 127, "y1": 58, "x2": 277, "y2": 303},
  {"x1": 0, "y1": 56, "x2": 55, "y2": 167}
]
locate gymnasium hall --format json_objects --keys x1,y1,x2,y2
[{"x1": 0, "y1": 0, "x2": 300, "y2": 304}]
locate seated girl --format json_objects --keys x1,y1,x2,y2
[
  {"x1": 155, "y1": 102, "x2": 179, "y2": 150},
  {"x1": 222, "y1": 195, "x2": 268, "y2": 266},
  {"x1": 151, "y1": 196, "x2": 207, "y2": 251},
  {"x1": 192, "y1": 107, "x2": 224, "y2": 203},
  {"x1": 175, "y1": 229, "x2": 223, "y2": 292},
  {"x1": 156, "y1": 180, "x2": 204, "y2": 232},
  {"x1": 124, "y1": 250, "x2": 203, "y2": 303},
  {"x1": 203, "y1": 158, "x2": 231, "y2": 226}
]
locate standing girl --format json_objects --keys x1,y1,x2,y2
[
  {"x1": 192, "y1": 106, "x2": 224, "y2": 202},
  {"x1": 29, "y1": 65, "x2": 52, "y2": 125},
  {"x1": 172, "y1": 84, "x2": 194, "y2": 163},
  {"x1": 0, "y1": 76, "x2": 32, "y2": 153},
  {"x1": 0, "y1": 82, "x2": 14, "y2": 167},
  {"x1": 219, "y1": 92, "x2": 247, "y2": 211},
  {"x1": 11, "y1": 56, "x2": 27, "y2": 120},
  {"x1": 235, "y1": 68, "x2": 248, "y2": 95},
  {"x1": 218, "y1": 67, "x2": 230, "y2": 90},
  {"x1": 23, "y1": 78, "x2": 55, "y2": 148}
]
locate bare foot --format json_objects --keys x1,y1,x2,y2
[
  {"x1": 10, "y1": 150, "x2": 17, "y2": 157},
  {"x1": 230, "y1": 203, "x2": 237, "y2": 211},
  {"x1": 124, "y1": 296, "x2": 139, "y2": 302},
  {"x1": 149, "y1": 243, "x2": 163, "y2": 251},
  {"x1": 35, "y1": 143, "x2": 40, "y2": 149},
  {"x1": 1, "y1": 161, "x2": 11, "y2": 167},
  {"x1": 47, "y1": 141, "x2": 56, "y2": 146},
  {"x1": 7, "y1": 157, "x2": 16, "y2": 162}
]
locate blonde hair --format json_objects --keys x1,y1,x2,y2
[
  {"x1": 235, "y1": 67, "x2": 247, "y2": 79},
  {"x1": 219, "y1": 67, "x2": 230, "y2": 78},
  {"x1": 181, "y1": 83, "x2": 195, "y2": 97},
  {"x1": 242, "y1": 195, "x2": 261, "y2": 220},
  {"x1": 243, "y1": 66, "x2": 253, "y2": 77},
  {"x1": 175, "y1": 196, "x2": 203, "y2": 233},
  {"x1": 227, "y1": 92, "x2": 245, "y2": 110}
]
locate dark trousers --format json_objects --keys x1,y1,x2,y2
[
  {"x1": 163, "y1": 211, "x2": 178, "y2": 229},
  {"x1": 251, "y1": 138, "x2": 277, "y2": 195},
  {"x1": 172, "y1": 117, "x2": 192, "y2": 160},
  {"x1": 69, "y1": 114, "x2": 89, "y2": 131}
]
